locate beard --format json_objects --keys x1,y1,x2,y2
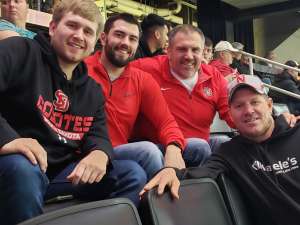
[{"x1": 104, "y1": 42, "x2": 135, "y2": 68}]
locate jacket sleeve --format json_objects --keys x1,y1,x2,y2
[
  {"x1": 140, "y1": 72, "x2": 186, "y2": 150},
  {"x1": 81, "y1": 87, "x2": 113, "y2": 161},
  {"x1": 214, "y1": 69, "x2": 236, "y2": 128},
  {"x1": 282, "y1": 80, "x2": 300, "y2": 96},
  {"x1": 0, "y1": 37, "x2": 26, "y2": 147},
  {"x1": 176, "y1": 152, "x2": 230, "y2": 179},
  {"x1": 130, "y1": 57, "x2": 161, "y2": 78}
]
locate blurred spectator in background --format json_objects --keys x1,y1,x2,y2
[
  {"x1": 202, "y1": 36, "x2": 213, "y2": 64},
  {"x1": 0, "y1": 0, "x2": 35, "y2": 40},
  {"x1": 134, "y1": 13, "x2": 168, "y2": 59},
  {"x1": 210, "y1": 41, "x2": 239, "y2": 80},
  {"x1": 162, "y1": 20, "x2": 173, "y2": 54},
  {"x1": 231, "y1": 41, "x2": 244, "y2": 69},
  {"x1": 237, "y1": 54, "x2": 251, "y2": 74},
  {"x1": 259, "y1": 50, "x2": 278, "y2": 67},
  {"x1": 270, "y1": 60, "x2": 300, "y2": 115}
]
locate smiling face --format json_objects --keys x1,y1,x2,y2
[
  {"x1": 1, "y1": 0, "x2": 28, "y2": 27},
  {"x1": 49, "y1": 11, "x2": 98, "y2": 67},
  {"x1": 100, "y1": 19, "x2": 139, "y2": 68},
  {"x1": 230, "y1": 87, "x2": 274, "y2": 142},
  {"x1": 167, "y1": 31, "x2": 204, "y2": 79}
]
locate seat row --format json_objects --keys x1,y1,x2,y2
[{"x1": 19, "y1": 175, "x2": 253, "y2": 225}]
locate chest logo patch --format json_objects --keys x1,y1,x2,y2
[
  {"x1": 203, "y1": 87, "x2": 213, "y2": 97},
  {"x1": 53, "y1": 90, "x2": 70, "y2": 112}
]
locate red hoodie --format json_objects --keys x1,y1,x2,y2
[
  {"x1": 131, "y1": 55, "x2": 235, "y2": 141},
  {"x1": 85, "y1": 51, "x2": 186, "y2": 149}
]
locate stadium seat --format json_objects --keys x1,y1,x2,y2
[
  {"x1": 210, "y1": 113, "x2": 235, "y2": 135},
  {"x1": 272, "y1": 102, "x2": 290, "y2": 114},
  {"x1": 217, "y1": 174, "x2": 253, "y2": 225},
  {"x1": 19, "y1": 198, "x2": 142, "y2": 225},
  {"x1": 139, "y1": 178, "x2": 233, "y2": 225}
]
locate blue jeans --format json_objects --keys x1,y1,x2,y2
[
  {"x1": 209, "y1": 134, "x2": 231, "y2": 152},
  {"x1": 114, "y1": 141, "x2": 164, "y2": 180},
  {"x1": 0, "y1": 154, "x2": 146, "y2": 225},
  {"x1": 183, "y1": 138, "x2": 212, "y2": 167},
  {"x1": 114, "y1": 139, "x2": 212, "y2": 180}
]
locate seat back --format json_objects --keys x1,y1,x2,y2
[
  {"x1": 140, "y1": 178, "x2": 233, "y2": 225},
  {"x1": 19, "y1": 198, "x2": 142, "y2": 225},
  {"x1": 272, "y1": 102, "x2": 290, "y2": 114},
  {"x1": 210, "y1": 113, "x2": 235, "y2": 135},
  {"x1": 217, "y1": 174, "x2": 252, "y2": 225}
]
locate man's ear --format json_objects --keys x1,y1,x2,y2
[
  {"x1": 268, "y1": 97, "x2": 273, "y2": 112},
  {"x1": 154, "y1": 30, "x2": 161, "y2": 40},
  {"x1": 48, "y1": 20, "x2": 57, "y2": 37},
  {"x1": 99, "y1": 32, "x2": 106, "y2": 47}
]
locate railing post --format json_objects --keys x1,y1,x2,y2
[{"x1": 249, "y1": 57, "x2": 254, "y2": 75}]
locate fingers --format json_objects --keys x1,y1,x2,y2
[
  {"x1": 139, "y1": 168, "x2": 180, "y2": 199},
  {"x1": 29, "y1": 139, "x2": 48, "y2": 172},
  {"x1": 95, "y1": 171, "x2": 105, "y2": 183},
  {"x1": 139, "y1": 175, "x2": 160, "y2": 197},
  {"x1": 19, "y1": 146, "x2": 38, "y2": 165},
  {"x1": 157, "y1": 176, "x2": 169, "y2": 195},
  {"x1": 86, "y1": 168, "x2": 105, "y2": 184},
  {"x1": 67, "y1": 163, "x2": 86, "y2": 185},
  {"x1": 67, "y1": 161, "x2": 106, "y2": 185},
  {"x1": 170, "y1": 178, "x2": 180, "y2": 199}
]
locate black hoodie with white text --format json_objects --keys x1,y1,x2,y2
[{"x1": 177, "y1": 115, "x2": 300, "y2": 225}]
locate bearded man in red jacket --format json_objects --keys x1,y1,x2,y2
[{"x1": 85, "y1": 14, "x2": 210, "y2": 180}]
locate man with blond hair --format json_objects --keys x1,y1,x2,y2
[{"x1": 0, "y1": 1, "x2": 146, "y2": 224}]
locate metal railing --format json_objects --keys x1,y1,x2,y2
[{"x1": 239, "y1": 50, "x2": 300, "y2": 100}]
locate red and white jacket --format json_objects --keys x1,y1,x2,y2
[{"x1": 131, "y1": 55, "x2": 235, "y2": 141}]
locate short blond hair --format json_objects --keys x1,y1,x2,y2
[{"x1": 52, "y1": 0, "x2": 103, "y2": 35}]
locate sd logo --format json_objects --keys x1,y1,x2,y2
[{"x1": 53, "y1": 90, "x2": 70, "y2": 112}]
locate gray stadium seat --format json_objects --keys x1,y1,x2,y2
[
  {"x1": 217, "y1": 174, "x2": 253, "y2": 225},
  {"x1": 139, "y1": 178, "x2": 234, "y2": 225},
  {"x1": 273, "y1": 102, "x2": 290, "y2": 114},
  {"x1": 210, "y1": 113, "x2": 234, "y2": 135},
  {"x1": 19, "y1": 198, "x2": 142, "y2": 225}
]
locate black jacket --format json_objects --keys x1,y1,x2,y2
[
  {"x1": 0, "y1": 33, "x2": 113, "y2": 176},
  {"x1": 177, "y1": 115, "x2": 300, "y2": 225},
  {"x1": 134, "y1": 38, "x2": 164, "y2": 59},
  {"x1": 270, "y1": 70, "x2": 300, "y2": 114}
]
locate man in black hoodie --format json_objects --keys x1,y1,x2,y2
[
  {"x1": 142, "y1": 75, "x2": 300, "y2": 225},
  {"x1": 0, "y1": 0, "x2": 146, "y2": 224},
  {"x1": 270, "y1": 60, "x2": 300, "y2": 115}
]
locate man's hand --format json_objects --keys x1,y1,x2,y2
[
  {"x1": 164, "y1": 145, "x2": 186, "y2": 169},
  {"x1": 282, "y1": 112, "x2": 300, "y2": 127},
  {"x1": 67, "y1": 150, "x2": 108, "y2": 185},
  {"x1": 0, "y1": 138, "x2": 47, "y2": 172},
  {"x1": 139, "y1": 168, "x2": 180, "y2": 199}
]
